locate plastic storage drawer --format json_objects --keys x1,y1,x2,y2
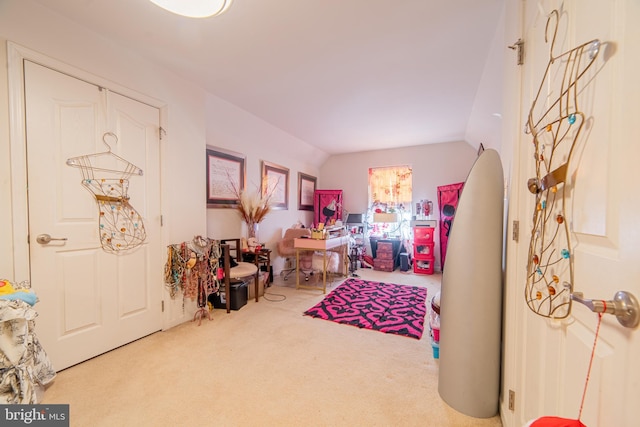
[
  {"x1": 414, "y1": 258, "x2": 434, "y2": 275},
  {"x1": 414, "y1": 242, "x2": 434, "y2": 257},
  {"x1": 414, "y1": 227, "x2": 435, "y2": 241}
]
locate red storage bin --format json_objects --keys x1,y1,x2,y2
[
  {"x1": 412, "y1": 224, "x2": 436, "y2": 275},
  {"x1": 414, "y1": 257, "x2": 434, "y2": 274},
  {"x1": 414, "y1": 227, "x2": 435, "y2": 241},
  {"x1": 414, "y1": 242, "x2": 434, "y2": 256}
]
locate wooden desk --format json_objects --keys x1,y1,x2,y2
[{"x1": 294, "y1": 235, "x2": 349, "y2": 293}]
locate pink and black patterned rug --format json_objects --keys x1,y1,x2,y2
[{"x1": 304, "y1": 278, "x2": 428, "y2": 339}]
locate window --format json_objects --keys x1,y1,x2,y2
[{"x1": 368, "y1": 166, "x2": 412, "y2": 239}]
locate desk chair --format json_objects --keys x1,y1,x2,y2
[{"x1": 277, "y1": 228, "x2": 313, "y2": 281}]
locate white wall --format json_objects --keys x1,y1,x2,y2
[
  {"x1": 465, "y1": 2, "x2": 506, "y2": 154},
  {"x1": 205, "y1": 95, "x2": 329, "y2": 273},
  {"x1": 320, "y1": 141, "x2": 478, "y2": 271}
]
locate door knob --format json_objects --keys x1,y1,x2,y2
[
  {"x1": 36, "y1": 234, "x2": 68, "y2": 244},
  {"x1": 571, "y1": 290, "x2": 640, "y2": 329}
]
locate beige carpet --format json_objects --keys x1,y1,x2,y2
[{"x1": 41, "y1": 268, "x2": 503, "y2": 427}]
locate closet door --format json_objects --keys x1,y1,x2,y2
[{"x1": 24, "y1": 60, "x2": 162, "y2": 370}]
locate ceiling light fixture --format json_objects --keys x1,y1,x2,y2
[{"x1": 148, "y1": 0, "x2": 233, "y2": 18}]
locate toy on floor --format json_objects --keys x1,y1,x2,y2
[{"x1": 0, "y1": 279, "x2": 38, "y2": 306}]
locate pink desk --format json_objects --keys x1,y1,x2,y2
[{"x1": 294, "y1": 236, "x2": 349, "y2": 293}]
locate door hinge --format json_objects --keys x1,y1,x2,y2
[
  {"x1": 162, "y1": 300, "x2": 165, "y2": 312},
  {"x1": 512, "y1": 220, "x2": 519, "y2": 242},
  {"x1": 508, "y1": 39, "x2": 524, "y2": 65},
  {"x1": 160, "y1": 215, "x2": 164, "y2": 227},
  {"x1": 159, "y1": 126, "x2": 167, "y2": 140},
  {"x1": 508, "y1": 389, "x2": 515, "y2": 411}
]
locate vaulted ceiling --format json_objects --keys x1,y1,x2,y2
[{"x1": 31, "y1": 0, "x2": 505, "y2": 154}]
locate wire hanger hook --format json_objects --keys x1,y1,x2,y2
[{"x1": 102, "y1": 132, "x2": 118, "y2": 152}]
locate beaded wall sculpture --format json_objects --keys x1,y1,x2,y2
[
  {"x1": 524, "y1": 10, "x2": 601, "y2": 319},
  {"x1": 66, "y1": 133, "x2": 146, "y2": 253}
]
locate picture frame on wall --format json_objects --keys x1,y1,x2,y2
[
  {"x1": 298, "y1": 172, "x2": 316, "y2": 211},
  {"x1": 314, "y1": 189, "x2": 343, "y2": 227},
  {"x1": 261, "y1": 161, "x2": 289, "y2": 210},
  {"x1": 206, "y1": 146, "x2": 246, "y2": 208}
]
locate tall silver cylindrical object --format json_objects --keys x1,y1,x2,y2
[{"x1": 438, "y1": 149, "x2": 504, "y2": 418}]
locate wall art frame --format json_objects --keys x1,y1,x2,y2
[
  {"x1": 313, "y1": 189, "x2": 343, "y2": 227},
  {"x1": 298, "y1": 172, "x2": 317, "y2": 211},
  {"x1": 261, "y1": 160, "x2": 289, "y2": 210},
  {"x1": 206, "y1": 146, "x2": 246, "y2": 208}
]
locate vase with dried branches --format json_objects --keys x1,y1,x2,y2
[{"x1": 229, "y1": 180, "x2": 275, "y2": 242}]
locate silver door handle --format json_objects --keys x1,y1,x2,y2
[
  {"x1": 36, "y1": 234, "x2": 68, "y2": 244},
  {"x1": 571, "y1": 291, "x2": 640, "y2": 329}
]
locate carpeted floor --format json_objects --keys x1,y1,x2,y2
[
  {"x1": 304, "y1": 277, "x2": 428, "y2": 339},
  {"x1": 40, "y1": 268, "x2": 503, "y2": 427}
]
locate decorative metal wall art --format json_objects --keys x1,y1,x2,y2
[
  {"x1": 66, "y1": 132, "x2": 146, "y2": 254},
  {"x1": 524, "y1": 10, "x2": 601, "y2": 319}
]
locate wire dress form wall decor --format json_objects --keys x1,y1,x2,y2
[
  {"x1": 66, "y1": 132, "x2": 147, "y2": 254},
  {"x1": 524, "y1": 10, "x2": 601, "y2": 319}
]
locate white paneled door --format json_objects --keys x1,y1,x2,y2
[
  {"x1": 24, "y1": 60, "x2": 163, "y2": 371},
  {"x1": 507, "y1": 1, "x2": 640, "y2": 426}
]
